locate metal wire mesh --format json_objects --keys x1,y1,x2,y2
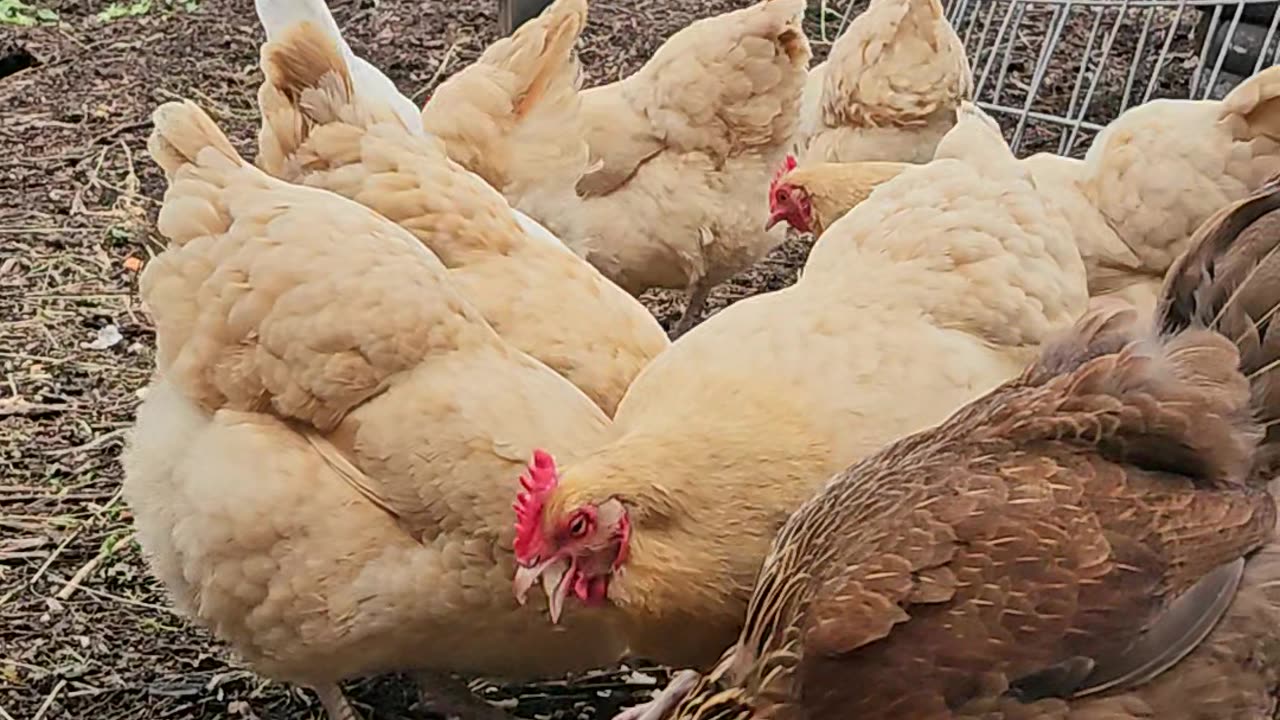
[{"x1": 815, "y1": 0, "x2": 1280, "y2": 155}]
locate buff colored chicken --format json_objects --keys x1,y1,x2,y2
[
  {"x1": 1024, "y1": 65, "x2": 1280, "y2": 319},
  {"x1": 124, "y1": 100, "x2": 627, "y2": 720},
  {"x1": 509, "y1": 103, "x2": 1089, "y2": 676},
  {"x1": 798, "y1": 0, "x2": 972, "y2": 164},
  {"x1": 437, "y1": 0, "x2": 810, "y2": 336},
  {"x1": 254, "y1": 16, "x2": 668, "y2": 417},
  {"x1": 765, "y1": 154, "x2": 910, "y2": 237},
  {"x1": 420, "y1": 0, "x2": 593, "y2": 211},
  {"x1": 573, "y1": 0, "x2": 809, "y2": 335},
  {"x1": 636, "y1": 179, "x2": 1280, "y2": 720}
]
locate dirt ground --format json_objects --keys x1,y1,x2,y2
[{"x1": 0, "y1": 0, "x2": 1220, "y2": 718}]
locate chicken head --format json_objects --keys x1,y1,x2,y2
[
  {"x1": 766, "y1": 154, "x2": 813, "y2": 232},
  {"x1": 512, "y1": 450, "x2": 631, "y2": 623}
]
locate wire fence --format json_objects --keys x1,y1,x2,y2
[{"x1": 816, "y1": 0, "x2": 1280, "y2": 155}]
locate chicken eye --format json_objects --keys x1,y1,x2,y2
[
  {"x1": 774, "y1": 189, "x2": 787, "y2": 203},
  {"x1": 568, "y1": 514, "x2": 590, "y2": 538}
]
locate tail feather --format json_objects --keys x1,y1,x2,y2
[
  {"x1": 254, "y1": 0, "x2": 345, "y2": 47},
  {"x1": 647, "y1": 0, "x2": 810, "y2": 152},
  {"x1": 259, "y1": 21, "x2": 358, "y2": 126},
  {"x1": 147, "y1": 100, "x2": 243, "y2": 180},
  {"x1": 256, "y1": 21, "x2": 408, "y2": 178},
  {"x1": 497, "y1": 0, "x2": 586, "y2": 120},
  {"x1": 421, "y1": 0, "x2": 589, "y2": 194},
  {"x1": 1054, "y1": 178, "x2": 1280, "y2": 701},
  {"x1": 253, "y1": 0, "x2": 422, "y2": 131},
  {"x1": 1223, "y1": 65, "x2": 1280, "y2": 143},
  {"x1": 144, "y1": 100, "x2": 248, "y2": 379},
  {"x1": 1015, "y1": 178, "x2": 1280, "y2": 490},
  {"x1": 1157, "y1": 176, "x2": 1280, "y2": 476},
  {"x1": 933, "y1": 102, "x2": 1017, "y2": 170}
]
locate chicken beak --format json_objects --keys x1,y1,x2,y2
[
  {"x1": 513, "y1": 556, "x2": 572, "y2": 624},
  {"x1": 765, "y1": 210, "x2": 785, "y2": 231}
]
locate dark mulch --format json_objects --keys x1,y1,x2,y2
[{"x1": 0, "y1": 0, "x2": 1227, "y2": 718}]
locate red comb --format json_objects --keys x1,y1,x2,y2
[
  {"x1": 769, "y1": 154, "x2": 798, "y2": 194},
  {"x1": 513, "y1": 449, "x2": 559, "y2": 561}
]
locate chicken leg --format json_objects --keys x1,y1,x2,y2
[
  {"x1": 314, "y1": 683, "x2": 363, "y2": 720},
  {"x1": 414, "y1": 671, "x2": 514, "y2": 720},
  {"x1": 672, "y1": 226, "x2": 718, "y2": 338},
  {"x1": 672, "y1": 280, "x2": 712, "y2": 338},
  {"x1": 611, "y1": 670, "x2": 701, "y2": 720}
]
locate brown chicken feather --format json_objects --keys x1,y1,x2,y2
[{"x1": 648, "y1": 180, "x2": 1280, "y2": 720}]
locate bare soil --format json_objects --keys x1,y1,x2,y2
[{"x1": 0, "y1": 0, "x2": 1225, "y2": 718}]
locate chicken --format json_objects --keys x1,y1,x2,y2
[
  {"x1": 509, "y1": 103, "x2": 1089, "y2": 672},
  {"x1": 634, "y1": 177, "x2": 1280, "y2": 720},
  {"x1": 475, "y1": 0, "x2": 811, "y2": 336},
  {"x1": 255, "y1": 19, "x2": 669, "y2": 416},
  {"x1": 255, "y1": 0, "x2": 577, "y2": 251},
  {"x1": 765, "y1": 154, "x2": 910, "y2": 237},
  {"x1": 124, "y1": 100, "x2": 626, "y2": 720},
  {"x1": 798, "y1": 0, "x2": 972, "y2": 165},
  {"x1": 1024, "y1": 64, "x2": 1280, "y2": 318}
]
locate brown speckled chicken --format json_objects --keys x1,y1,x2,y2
[
  {"x1": 124, "y1": 100, "x2": 625, "y2": 720},
  {"x1": 255, "y1": 19, "x2": 668, "y2": 417},
  {"x1": 798, "y1": 0, "x2": 972, "y2": 164},
  {"x1": 624, "y1": 181, "x2": 1280, "y2": 720}
]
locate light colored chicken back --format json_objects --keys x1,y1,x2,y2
[
  {"x1": 255, "y1": 21, "x2": 669, "y2": 416},
  {"x1": 127, "y1": 100, "x2": 624, "y2": 693}
]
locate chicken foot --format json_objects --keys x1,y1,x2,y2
[
  {"x1": 314, "y1": 683, "x2": 363, "y2": 720},
  {"x1": 414, "y1": 671, "x2": 514, "y2": 720},
  {"x1": 611, "y1": 670, "x2": 702, "y2": 720}
]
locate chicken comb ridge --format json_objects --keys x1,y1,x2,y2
[
  {"x1": 769, "y1": 154, "x2": 798, "y2": 196},
  {"x1": 513, "y1": 449, "x2": 559, "y2": 560}
]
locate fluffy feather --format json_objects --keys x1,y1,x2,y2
[
  {"x1": 798, "y1": 0, "x2": 973, "y2": 164},
  {"x1": 422, "y1": 0, "x2": 591, "y2": 200},
  {"x1": 254, "y1": 21, "x2": 668, "y2": 416},
  {"x1": 128, "y1": 99, "x2": 625, "y2": 718},
  {"x1": 253, "y1": 0, "x2": 422, "y2": 132},
  {"x1": 513, "y1": 104, "x2": 1089, "y2": 672},
  {"x1": 1025, "y1": 65, "x2": 1280, "y2": 317},
  {"x1": 655, "y1": 174, "x2": 1280, "y2": 720}
]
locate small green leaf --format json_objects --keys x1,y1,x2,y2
[
  {"x1": 97, "y1": 3, "x2": 127, "y2": 20},
  {"x1": 1, "y1": 0, "x2": 60, "y2": 24}
]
